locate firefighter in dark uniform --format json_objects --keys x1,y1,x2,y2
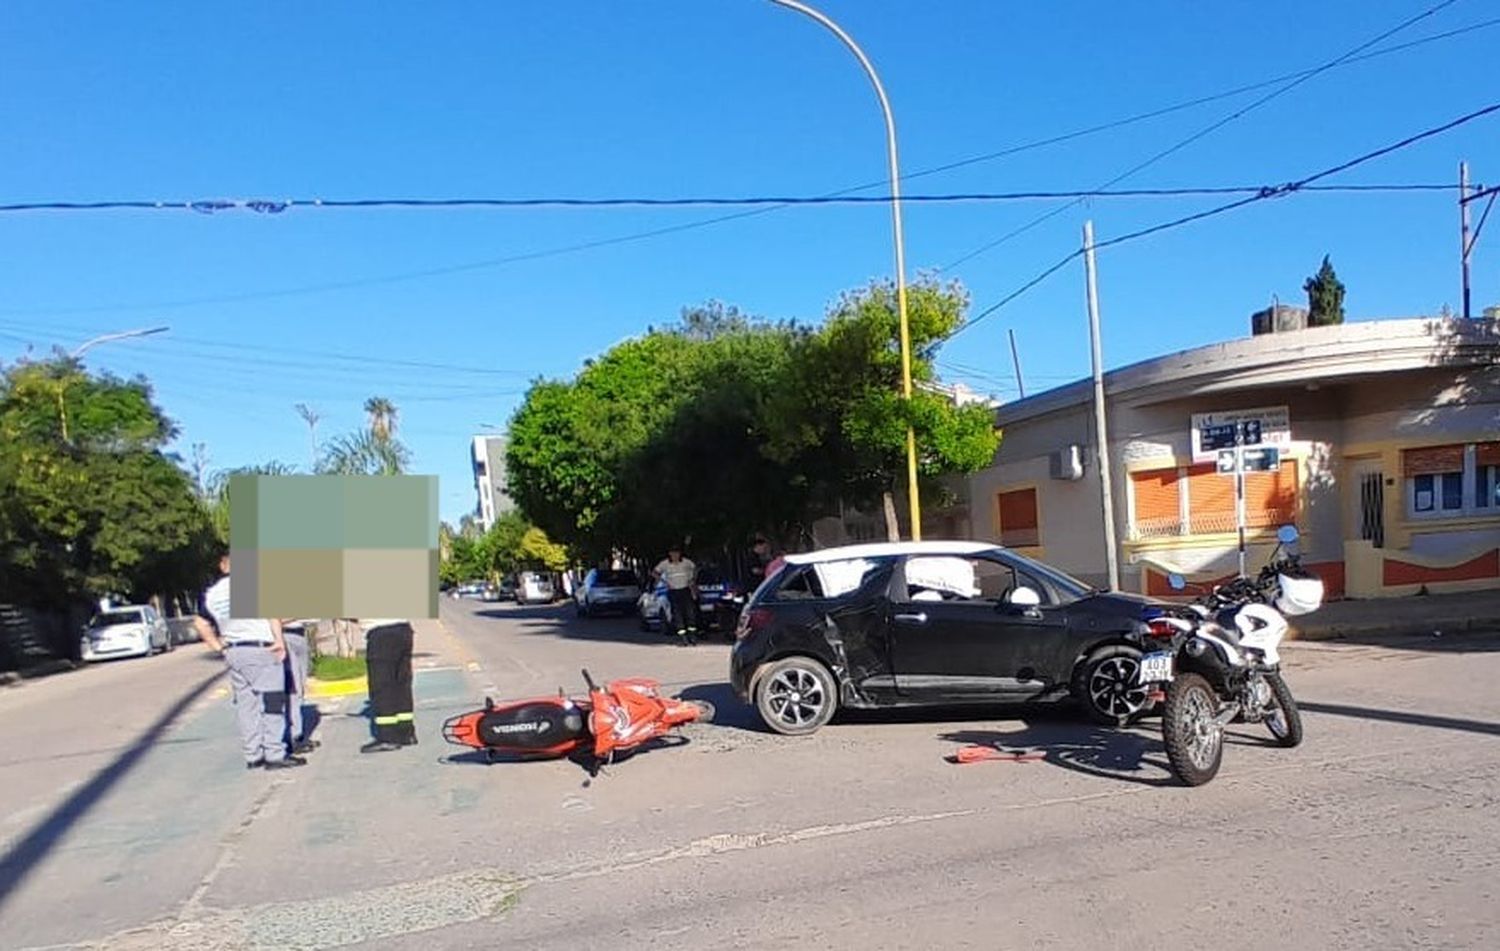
[{"x1": 359, "y1": 618, "x2": 418, "y2": 753}]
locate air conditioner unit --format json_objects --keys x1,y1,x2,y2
[{"x1": 1050, "y1": 444, "x2": 1085, "y2": 481}]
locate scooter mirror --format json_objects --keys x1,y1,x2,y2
[
  {"x1": 1167, "y1": 573, "x2": 1187, "y2": 591},
  {"x1": 1277, "y1": 525, "x2": 1300, "y2": 545}
]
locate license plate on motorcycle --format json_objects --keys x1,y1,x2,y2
[{"x1": 1139, "y1": 651, "x2": 1174, "y2": 684}]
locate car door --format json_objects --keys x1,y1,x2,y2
[{"x1": 889, "y1": 553, "x2": 1070, "y2": 701}]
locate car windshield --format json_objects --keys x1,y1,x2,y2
[
  {"x1": 696, "y1": 568, "x2": 725, "y2": 585},
  {"x1": 93, "y1": 611, "x2": 143, "y2": 627},
  {"x1": 597, "y1": 571, "x2": 636, "y2": 586}
]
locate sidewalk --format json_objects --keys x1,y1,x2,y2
[{"x1": 1289, "y1": 588, "x2": 1500, "y2": 642}]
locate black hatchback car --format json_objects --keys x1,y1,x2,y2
[{"x1": 730, "y1": 541, "x2": 1169, "y2": 735}]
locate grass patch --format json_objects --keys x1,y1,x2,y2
[{"x1": 311, "y1": 654, "x2": 367, "y2": 681}]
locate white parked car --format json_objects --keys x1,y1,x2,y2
[
  {"x1": 81, "y1": 605, "x2": 172, "y2": 662},
  {"x1": 574, "y1": 569, "x2": 643, "y2": 618},
  {"x1": 515, "y1": 571, "x2": 556, "y2": 606}
]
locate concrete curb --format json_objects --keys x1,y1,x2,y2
[
  {"x1": 307, "y1": 675, "x2": 368, "y2": 699},
  {"x1": 1290, "y1": 614, "x2": 1495, "y2": 642}
]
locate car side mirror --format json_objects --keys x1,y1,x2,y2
[
  {"x1": 1277, "y1": 525, "x2": 1299, "y2": 545},
  {"x1": 1007, "y1": 586, "x2": 1042, "y2": 607},
  {"x1": 1168, "y1": 573, "x2": 1187, "y2": 591}
]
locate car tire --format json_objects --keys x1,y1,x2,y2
[
  {"x1": 1074, "y1": 645, "x2": 1151, "y2": 727},
  {"x1": 754, "y1": 657, "x2": 838, "y2": 736}
]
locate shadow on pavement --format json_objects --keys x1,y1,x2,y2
[
  {"x1": 938, "y1": 718, "x2": 1177, "y2": 787},
  {"x1": 678, "y1": 682, "x2": 766, "y2": 733},
  {"x1": 0, "y1": 667, "x2": 224, "y2": 914},
  {"x1": 1303, "y1": 628, "x2": 1500, "y2": 654},
  {"x1": 473, "y1": 606, "x2": 736, "y2": 647},
  {"x1": 1301, "y1": 701, "x2": 1500, "y2": 737},
  {"x1": 438, "y1": 734, "x2": 693, "y2": 778}
]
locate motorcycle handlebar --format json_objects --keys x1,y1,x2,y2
[{"x1": 581, "y1": 668, "x2": 599, "y2": 693}]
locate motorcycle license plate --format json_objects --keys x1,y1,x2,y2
[{"x1": 1139, "y1": 651, "x2": 1174, "y2": 684}]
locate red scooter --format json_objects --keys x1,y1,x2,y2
[{"x1": 442, "y1": 669, "x2": 711, "y2": 768}]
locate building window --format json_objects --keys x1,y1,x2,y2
[
  {"x1": 1129, "y1": 460, "x2": 1297, "y2": 539},
  {"x1": 996, "y1": 488, "x2": 1039, "y2": 547},
  {"x1": 1404, "y1": 442, "x2": 1500, "y2": 519}
]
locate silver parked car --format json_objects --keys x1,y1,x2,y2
[{"x1": 81, "y1": 605, "x2": 173, "y2": 662}]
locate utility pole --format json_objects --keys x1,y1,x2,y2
[
  {"x1": 1082, "y1": 221, "x2": 1120, "y2": 591},
  {"x1": 1007, "y1": 328, "x2": 1026, "y2": 399},
  {"x1": 1461, "y1": 161, "x2": 1473, "y2": 319}
]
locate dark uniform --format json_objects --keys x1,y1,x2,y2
[{"x1": 361, "y1": 618, "x2": 416, "y2": 751}]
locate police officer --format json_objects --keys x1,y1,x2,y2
[
  {"x1": 652, "y1": 544, "x2": 699, "y2": 646},
  {"x1": 193, "y1": 549, "x2": 305, "y2": 771},
  {"x1": 280, "y1": 618, "x2": 320, "y2": 756},
  {"x1": 360, "y1": 618, "x2": 417, "y2": 753}
]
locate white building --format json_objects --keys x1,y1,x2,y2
[{"x1": 471, "y1": 435, "x2": 515, "y2": 532}]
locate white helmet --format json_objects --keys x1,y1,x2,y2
[{"x1": 1275, "y1": 573, "x2": 1324, "y2": 616}]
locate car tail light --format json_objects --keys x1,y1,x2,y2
[
  {"x1": 736, "y1": 608, "x2": 773, "y2": 641},
  {"x1": 1146, "y1": 619, "x2": 1178, "y2": 639}
]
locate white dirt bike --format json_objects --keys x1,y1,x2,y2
[{"x1": 1136, "y1": 525, "x2": 1324, "y2": 786}]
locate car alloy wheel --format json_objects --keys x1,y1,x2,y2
[
  {"x1": 763, "y1": 665, "x2": 828, "y2": 732},
  {"x1": 1085, "y1": 653, "x2": 1149, "y2": 724}
]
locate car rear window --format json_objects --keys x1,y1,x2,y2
[
  {"x1": 93, "y1": 611, "x2": 143, "y2": 626},
  {"x1": 597, "y1": 571, "x2": 637, "y2": 586}
]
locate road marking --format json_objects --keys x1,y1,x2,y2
[{"x1": 178, "y1": 774, "x2": 292, "y2": 921}]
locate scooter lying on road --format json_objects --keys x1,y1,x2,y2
[
  {"x1": 441, "y1": 669, "x2": 712, "y2": 769},
  {"x1": 1135, "y1": 525, "x2": 1323, "y2": 787}
]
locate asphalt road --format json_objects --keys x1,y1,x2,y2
[{"x1": 2, "y1": 601, "x2": 1498, "y2": 950}]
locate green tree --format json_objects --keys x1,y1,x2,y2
[
  {"x1": 1304, "y1": 255, "x2": 1347, "y2": 326},
  {"x1": 363, "y1": 396, "x2": 398, "y2": 441},
  {"x1": 0, "y1": 358, "x2": 219, "y2": 629},
  {"x1": 505, "y1": 278, "x2": 999, "y2": 557}
]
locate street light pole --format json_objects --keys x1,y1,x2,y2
[
  {"x1": 57, "y1": 326, "x2": 169, "y2": 443},
  {"x1": 767, "y1": 0, "x2": 922, "y2": 541}
]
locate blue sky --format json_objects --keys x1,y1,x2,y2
[{"x1": 3, "y1": 1, "x2": 1497, "y2": 524}]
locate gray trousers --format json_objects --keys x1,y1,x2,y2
[
  {"x1": 284, "y1": 631, "x2": 310, "y2": 744},
  {"x1": 227, "y1": 645, "x2": 287, "y2": 764}
]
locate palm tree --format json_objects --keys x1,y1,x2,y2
[
  {"x1": 294, "y1": 403, "x2": 321, "y2": 471},
  {"x1": 317, "y1": 429, "x2": 410, "y2": 476},
  {"x1": 364, "y1": 397, "x2": 397, "y2": 442}
]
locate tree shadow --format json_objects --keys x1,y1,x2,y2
[
  {"x1": 471, "y1": 607, "x2": 735, "y2": 648},
  {"x1": 1301, "y1": 700, "x2": 1500, "y2": 737},
  {"x1": 1300, "y1": 626, "x2": 1500, "y2": 654},
  {"x1": 0, "y1": 667, "x2": 224, "y2": 914}
]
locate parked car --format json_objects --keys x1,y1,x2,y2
[
  {"x1": 637, "y1": 566, "x2": 744, "y2": 636},
  {"x1": 80, "y1": 605, "x2": 173, "y2": 662},
  {"x1": 515, "y1": 571, "x2": 556, "y2": 606},
  {"x1": 496, "y1": 576, "x2": 517, "y2": 601},
  {"x1": 638, "y1": 578, "x2": 671, "y2": 631},
  {"x1": 479, "y1": 582, "x2": 502, "y2": 602},
  {"x1": 730, "y1": 540, "x2": 1172, "y2": 735},
  {"x1": 575, "y1": 568, "x2": 643, "y2": 618}
]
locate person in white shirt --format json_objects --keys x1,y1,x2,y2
[
  {"x1": 653, "y1": 544, "x2": 699, "y2": 646},
  {"x1": 192, "y1": 550, "x2": 303, "y2": 771}
]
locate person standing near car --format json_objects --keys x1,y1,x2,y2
[
  {"x1": 192, "y1": 549, "x2": 304, "y2": 772},
  {"x1": 653, "y1": 544, "x2": 699, "y2": 646},
  {"x1": 280, "y1": 618, "x2": 320, "y2": 757},
  {"x1": 360, "y1": 618, "x2": 417, "y2": 753}
]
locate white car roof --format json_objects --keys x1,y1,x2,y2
[{"x1": 782, "y1": 540, "x2": 1002, "y2": 565}]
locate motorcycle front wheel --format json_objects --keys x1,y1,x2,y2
[
  {"x1": 1264, "y1": 673, "x2": 1304, "y2": 748},
  {"x1": 1162, "y1": 672, "x2": 1224, "y2": 787}
]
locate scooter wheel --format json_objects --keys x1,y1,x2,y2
[{"x1": 688, "y1": 700, "x2": 716, "y2": 723}]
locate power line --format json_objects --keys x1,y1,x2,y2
[
  {"x1": 4, "y1": 17, "x2": 1494, "y2": 321},
  {"x1": 956, "y1": 100, "x2": 1500, "y2": 336},
  {"x1": 890, "y1": 14, "x2": 1500, "y2": 190},
  {"x1": 0, "y1": 182, "x2": 1460, "y2": 215},
  {"x1": 939, "y1": 0, "x2": 1470, "y2": 272}
]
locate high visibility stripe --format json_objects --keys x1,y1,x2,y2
[
  {"x1": 374, "y1": 715, "x2": 401, "y2": 725},
  {"x1": 395, "y1": 712, "x2": 415, "y2": 722}
]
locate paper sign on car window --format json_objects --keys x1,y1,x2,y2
[
  {"x1": 904, "y1": 556, "x2": 979, "y2": 598},
  {"x1": 814, "y1": 559, "x2": 878, "y2": 598}
]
